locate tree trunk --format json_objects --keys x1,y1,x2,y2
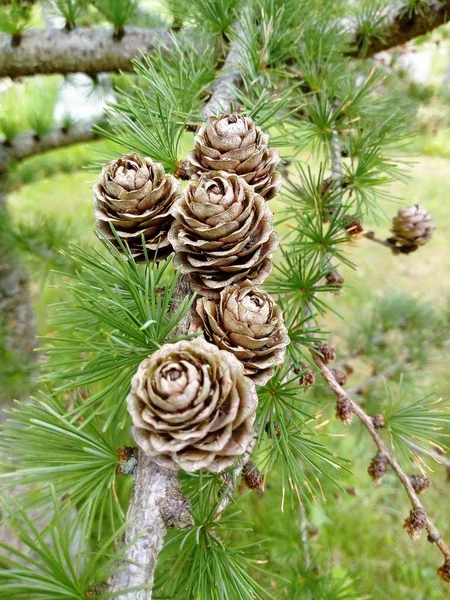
[{"x1": 0, "y1": 165, "x2": 37, "y2": 403}]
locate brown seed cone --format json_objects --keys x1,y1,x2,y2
[
  {"x1": 438, "y1": 558, "x2": 450, "y2": 582},
  {"x1": 191, "y1": 281, "x2": 289, "y2": 386},
  {"x1": 336, "y1": 395, "x2": 353, "y2": 425},
  {"x1": 187, "y1": 113, "x2": 282, "y2": 200},
  {"x1": 242, "y1": 460, "x2": 265, "y2": 493},
  {"x1": 93, "y1": 153, "x2": 179, "y2": 261},
  {"x1": 409, "y1": 474, "x2": 430, "y2": 494},
  {"x1": 168, "y1": 171, "x2": 278, "y2": 298},
  {"x1": 404, "y1": 507, "x2": 427, "y2": 540},
  {"x1": 391, "y1": 204, "x2": 435, "y2": 251},
  {"x1": 127, "y1": 338, "x2": 258, "y2": 472},
  {"x1": 368, "y1": 452, "x2": 389, "y2": 484}
]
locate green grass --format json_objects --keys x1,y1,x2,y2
[{"x1": 6, "y1": 149, "x2": 450, "y2": 599}]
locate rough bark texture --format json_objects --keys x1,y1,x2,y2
[
  {"x1": 108, "y1": 451, "x2": 192, "y2": 599},
  {"x1": 0, "y1": 27, "x2": 169, "y2": 78},
  {"x1": 349, "y1": 0, "x2": 450, "y2": 57},
  {"x1": 5, "y1": 121, "x2": 98, "y2": 163}
]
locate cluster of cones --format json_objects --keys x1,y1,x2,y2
[{"x1": 93, "y1": 113, "x2": 288, "y2": 472}]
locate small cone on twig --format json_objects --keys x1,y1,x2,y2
[
  {"x1": 187, "y1": 113, "x2": 282, "y2": 200},
  {"x1": 315, "y1": 342, "x2": 335, "y2": 365},
  {"x1": 390, "y1": 204, "x2": 435, "y2": 254},
  {"x1": 242, "y1": 461, "x2": 265, "y2": 493},
  {"x1": 438, "y1": 558, "x2": 450, "y2": 582},
  {"x1": 409, "y1": 474, "x2": 430, "y2": 494},
  {"x1": 404, "y1": 507, "x2": 427, "y2": 540},
  {"x1": 368, "y1": 452, "x2": 389, "y2": 484},
  {"x1": 336, "y1": 395, "x2": 353, "y2": 424}
]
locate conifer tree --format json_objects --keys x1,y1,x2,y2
[{"x1": 1, "y1": 1, "x2": 450, "y2": 599}]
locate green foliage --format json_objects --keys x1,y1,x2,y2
[
  {"x1": 168, "y1": 0, "x2": 239, "y2": 35},
  {"x1": 0, "y1": 395, "x2": 125, "y2": 535},
  {"x1": 156, "y1": 513, "x2": 275, "y2": 600},
  {"x1": 0, "y1": 488, "x2": 142, "y2": 599},
  {"x1": 96, "y1": 33, "x2": 216, "y2": 172},
  {"x1": 257, "y1": 370, "x2": 349, "y2": 503},
  {"x1": 94, "y1": 0, "x2": 138, "y2": 34},
  {"x1": 0, "y1": 0, "x2": 32, "y2": 35},
  {"x1": 42, "y1": 236, "x2": 196, "y2": 422},
  {"x1": 0, "y1": 76, "x2": 60, "y2": 141},
  {"x1": 42, "y1": 0, "x2": 84, "y2": 26},
  {"x1": 0, "y1": 212, "x2": 77, "y2": 278},
  {"x1": 385, "y1": 384, "x2": 450, "y2": 466}
]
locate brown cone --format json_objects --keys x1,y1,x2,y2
[
  {"x1": 187, "y1": 113, "x2": 282, "y2": 200},
  {"x1": 192, "y1": 281, "x2": 289, "y2": 385},
  {"x1": 127, "y1": 338, "x2": 258, "y2": 472},
  {"x1": 94, "y1": 153, "x2": 179, "y2": 260},
  {"x1": 391, "y1": 204, "x2": 435, "y2": 252},
  {"x1": 168, "y1": 171, "x2": 278, "y2": 298}
]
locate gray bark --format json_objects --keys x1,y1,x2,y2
[
  {"x1": 0, "y1": 27, "x2": 170, "y2": 78},
  {"x1": 348, "y1": 0, "x2": 450, "y2": 57},
  {"x1": 5, "y1": 120, "x2": 98, "y2": 163},
  {"x1": 108, "y1": 452, "x2": 192, "y2": 599}
]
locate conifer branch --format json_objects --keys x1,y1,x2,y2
[
  {"x1": 312, "y1": 351, "x2": 450, "y2": 570},
  {"x1": 0, "y1": 27, "x2": 170, "y2": 78},
  {"x1": 349, "y1": 1, "x2": 450, "y2": 57},
  {"x1": 3, "y1": 120, "x2": 98, "y2": 163},
  {"x1": 362, "y1": 230, "x2": 395, "y2": 251},
  {"x1": 108, "y1": 276, "x2": 194, "y2": 599}
]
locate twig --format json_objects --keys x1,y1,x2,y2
[
  {"x1": 362, "y1": 231, "x2": 396, "y2": 252},
  {"x1": 108, "y1": 453, "x2": 193, "y2": 599},
  {"x1": 347, "y1": 360, "x2": 405, "y2": 396},
  {"x1": 347, "y1": 1, "x2": 450, "y2": 58},
  {"x1": 312, "y1": 351, "x2": 450, "y2": 565}
]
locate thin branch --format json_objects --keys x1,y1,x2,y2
[
  {"x1": 362, "y1": 230, "x2": 395, "y2": 251},
  {"x1": 0, "y1": 27, "x2": 170, "y2": 78},
  {"x1": 312, "y1": 351, "x2": 450, "y2": 565},
  {"x1": 348, "y1": 1, "x2": 450, "y2": 57},
  {"x1": 347, "y1": 360, "x2": 406, "y2": 396},
  {"x1": 3, "y1": 121, "x2": 98, "y2": 163}
]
